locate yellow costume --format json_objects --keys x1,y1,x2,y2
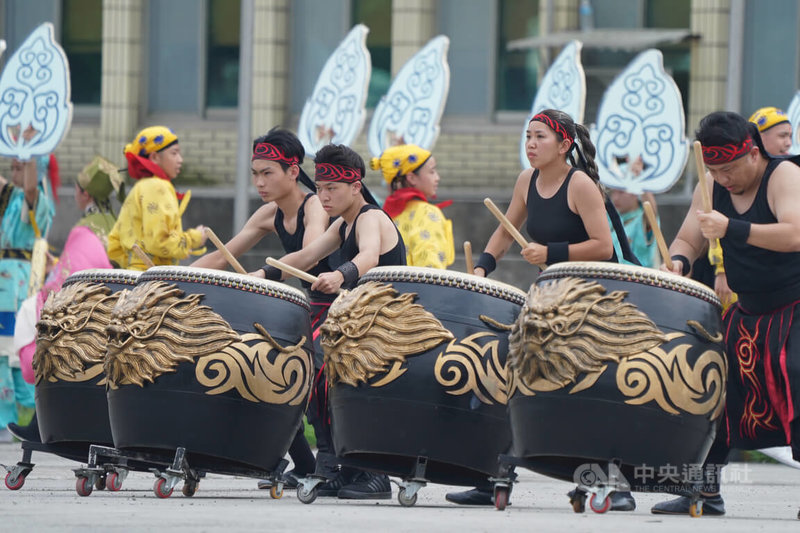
[
  {"x1": 106, "y1": 126, "x2": 204, "y2": 270},
  {"x1": 374, "y1": 144, "x2": 454, "y2": 269},
  {"x1": 394, "y1": 200, "x2": 454, "y2": 268},
  {"x1": 107, "y1": 178, "x2": 202, "y2": 269}
]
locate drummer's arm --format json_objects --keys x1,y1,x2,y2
[
  {"x1": 666, "y1": 183, "x2": 708, "y2": 276},
  {"x1": 475, "y1": 170, "x2": 531, "y2": 276},
  {"x1": 269, "y1": 219, "x2": 343, "y2": 277},
  {"x1": 193, "y1": 203, "x2": 276, "y2": 269},
  {"x1": 568, "y1": 173, "x2": 614, "y2": 261},
  {"x1": 302, "y1": 195, "x2": 330, "y2": 246},
  {"x1": 751, "y1": 162, "x2": 800, "y2": 251}
]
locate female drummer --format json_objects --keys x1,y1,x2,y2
[
  {"x1": 458, "y1": 109, "x2": 635, "y2": 511},
  {"x1": 474, "y1": 109, "x2": 614, "y2": 277},
  {"x1": 373, "y1": 144, "x2": 454, "y2": 269}
]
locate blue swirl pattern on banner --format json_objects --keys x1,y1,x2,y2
[
  {"x1": 590, "y1": 49, "x2": 688, "y2": 194},
  {"x1": 298, "y1": 25, "x2": 371, "y2": 158},
  {"x1": 0, "y1": 23, "x2": 72, "y2": 162},
  {"x1": 367, "y1": 36, "x2": 450, "y2": 158}
]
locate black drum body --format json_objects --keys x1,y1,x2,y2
[
  {"x1": 326, "y1": 266, "x2": 525, "y2": 486},
  {"x1": 507, "y1": 262, "x2": 726, "y2": 491},
  {"x1": 35, "y1": 269, "x2": 140, "y2": 450},
  {"x1": 105, "y1": 266, "x2": 314, "y2": 473}
]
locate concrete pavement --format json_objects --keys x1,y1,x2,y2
[{"x1": 1, "y1": 442, "x2": 799, "y2": 532}]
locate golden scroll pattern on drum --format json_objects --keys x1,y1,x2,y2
[
  {"x1": 104, "y1": 281, "x2": 312, "y2": 405},
  {"x1": 321, "y1": 281, "x2": 454, "y2": 387},
  {"x1": 33, "y1": 282, "x2": 118, "y2": 385},
  {"x1": 507, "y1": 277, "x2": 726, "y2": 418},
  {"x1": 195, "y1": 323, "x2": 312, "y2": 406},
  {"x1": 433, "y1": 331, "x2": 509, "y2": 405}
]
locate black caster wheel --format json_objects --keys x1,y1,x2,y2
[
  {"x1": 398, "y1": 488, "x2": 418, "y2": 507},
  {"x1": 296, "y1": 484, "x2": 318, "y2": 504},
  {"x1": 182, "y1": 481, "x2": 198, "y2": 497}
]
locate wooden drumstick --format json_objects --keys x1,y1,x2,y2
[
  {"x1": 693, "y1": 140, "x2": 713, "y2": 213},
  {"x1": 265, "y1": 257, "x2": 321, "y2": 286},
  {"x1": 693, "y1": 140, "x2": 721, "y2": 262},
  {"x1": 483, "y1": 198, "x2": 529, "y2": 249},
  {"x1": 483, "y1": 197, "x2": 546, "y2": 270},
  {"x1": 642, "y1": 201, "x2": 673, "y2": 271},
  {"x1": 131, "y1": 243, "x2": 155, "y2": 268},
  {"x1": 205, "y1": 227, "x2": 248, "y2": 275},
  {"x1": 464, "y1": 241, "x2": 474, "y2": 275}
]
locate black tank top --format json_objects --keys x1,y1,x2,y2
[
  {"x1": 338, "y1": 204, "x2": 406, "y2": 288},
  {"x1": 714, "y1": 159, "x2": 800, "y2": 311},
  {"x1": 274, "y1": 194, "x2": 335, "y2": 301},
  {"x1": 527, "y1": 168, "x2": 590, "y2": 245}
]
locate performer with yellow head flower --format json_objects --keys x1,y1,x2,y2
[
  {"x1": 107, "y1": 126, "x2": 207, "y2": 270},
  {"x1": 373, "y1": 144, "x2": 454, "y2": 269},
  {"x1": 749, "y1": 106, "x2": 793, "y2": 156}
]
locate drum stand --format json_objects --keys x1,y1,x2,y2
[
  {"x1": 489, "y1": 455, "x2": 518, "y2": 510},
  {"x1": 295, "y1": 452, "x2": 430, "y2": 507},
  {"x1": 497, "y1": 454, "x2": 638, "y2": 514},
  {"x1": 3, "y1": 440, "x2": 96, "y2": 491},
  {"x1": 566, "y1": 460, "x2": 628, "y2": 514},
  {"x1": 75, "y1": 444, "x2": 288, "y2": 499},
  {"x1": 294, "y1": 451, "x2": 338, "y2": 504}
]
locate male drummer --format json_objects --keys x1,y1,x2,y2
[
  {"x1": 264, "y1": 143, "x2": 406, "y2": 499},
  {"x1": 193, "y1": 128, "x2": 329, "y2": 491},
  {"x1": 653, "y1": 111, "x2": 800, "y2": 517},
  {"x1": 265, "y1": 143, "x2": 406, "y2": 293}
]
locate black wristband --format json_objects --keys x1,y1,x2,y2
[
  {"x1": 546, "y1": 242, "x2": 569, "y2": 264},
  {"x1": 261, "y1": 265, "x2": 282, "y2": 281},
  {"x1": 670, "y1": 254, "x2": 691, "y2": 276},
  {"x1": 725, "y1": 219, "x2": 751, "y2": 242},
  {"x1": 336, "y1": 261, "x2": 360, "y2": 288},
  {"x1": 474, "y1": 252, "x2": 497, "y2": 276}
]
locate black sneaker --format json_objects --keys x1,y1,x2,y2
[
  {"x1": 337, "y1": 471, "x2": 391, "y2": 500},
  {"x1": 445, "y1": 487, "x2": 493, "y2": 506},
  {"x1": 651, "y1": 494, "x2": 725, "y2": 516},
  {"x1": 316, "y1": 470, "x2": 352, "y2": 497},
  {"x1": 609, "y1": 491, "x2": 636, "y2": 511},
  {"x1": 6, "y1": 421, "x2": 41, "y2": 443}
]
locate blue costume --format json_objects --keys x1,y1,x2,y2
[
  {"x1": 610, "y1": 203, "x2": 657, "y2": 268},
  {"x1": 0, "y1": 157, "x2": 55, "y2": 434}
]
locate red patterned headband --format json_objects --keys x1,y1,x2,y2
[
  {"x1": 252, "y1": 142, "x2": 299, "y2": 165},
  {"x1": 701, "y1": 138, "x2": 754, "y2": 165},
  {"x1": 315, "y1": 162, "x2": 361, "y2": 183},
  {"x1": 531, "y1": 113, "x2": 574, "y2": 145}
]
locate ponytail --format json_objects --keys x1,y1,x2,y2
[{"x1": 573, "y1": 124, "x2": 600, "y2": 184}]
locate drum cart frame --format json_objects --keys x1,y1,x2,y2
[
  {"x1": 3, "y1": 441, "x2": 89, "y2": 491},
  {"x1": 74, "y1": 444, "x2": 289, "y2": 499},
  {"x1": 295, "y1": 452, "x2": 429, "y2": 507},
  {"x1": 495, "y1": 454, "x2": 705, "y2": 516},
  {"x1": 295, "y1": 452, "x2": 517, "y2": 508}
]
